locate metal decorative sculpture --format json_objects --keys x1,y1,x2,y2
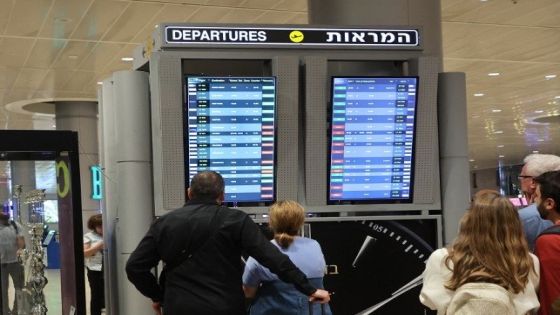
[{"x1": 22, "y1": 189, "x2": 49, "y2": 315}]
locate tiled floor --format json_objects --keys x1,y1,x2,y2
[{"x1": 6, "y1": 268, "x2": 97, "y2": 315}]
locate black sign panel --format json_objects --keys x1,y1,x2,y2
[{"x1": 164, "y1": 26, "x2": 420, "y2": 49}]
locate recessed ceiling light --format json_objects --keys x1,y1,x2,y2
[
  {"x1": 491, "y1": 109, "x2": 502, "y2": 113},
  {"x1": 51, "y1": 124, "x2": 56, "y2": 128},
  {"x1": 469, "y1": 159, "x2": 475, "y2": 162},
  {"x1": 545, "y1": 74, "x2": 557, "y2": 80},
  {"x1": 488, "y1": 72, "x2": 500, "y2": 76},
  {"x1": 497, "y1": 144, "x2": 504, "y2": 148},
  {"x1": 537, "y1": 139, "x2": 545, "y2": 142},
  {"x1": 474, "y1": 93, "x2": 485, "y2": 97},
  {"x1": 499, "y1": 155, "x2": 505, "y2": 158},
  {"x1": 555, "y1": 96, "x2": 560, "y2": 99},
  {"x1": 534, "y1": 110, "x2": 544, "y2": 114},
  {"x1": 68, "y1": 55, "x2": 78, "y2": 60},
  {"x1": 494, "y1": 130, "x2": 504, "y2": 134},
  {"x1": 532, "y1": 150, "x2": 539, "y2": 153},
  {"x1": 121, "y1": 57, "x2": 134, "y2": 61},
  {"x1": 97, "y1": 82, "x2": 103, "y2": 85}
]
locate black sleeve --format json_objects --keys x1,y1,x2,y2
[
  {"x1": 239, "y1": 215, "x2": 316, "y2": 296},
  {"x1": 125, "y1": 220, "x2": 163, "y2": 302}
]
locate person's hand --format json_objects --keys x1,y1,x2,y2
[
  {"x1": 309, "y1": 289, "x2": 330, "y2": 304},
  {"x1": 93, "y1": 240, "x2": 104, "y2": 251},
  {"x1": 152, "y1": 302, "x2": 162, "y2": 315}
]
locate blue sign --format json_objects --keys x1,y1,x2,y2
[{"x1": 90, "y1": 165, "x2": 103, "y2": 200}]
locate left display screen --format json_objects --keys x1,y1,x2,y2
[{"x1": 185, "y1": 76, "x2": 276, "y2": 204}]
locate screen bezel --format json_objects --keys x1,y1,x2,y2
[
  {"x1": 326, "y1": 76, "x2": 419, "y2": 205},
  {"x1": 183, "y1": 75, "x2": 278, "y2": 207}
]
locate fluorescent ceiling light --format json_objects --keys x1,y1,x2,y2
[
  {"x1": 494, "y1": 130, "x2": 503, "y2": 134},
  {"x1": 497, "y1": 145, "x2": 504, "y2": 148},
  {"x1": 491, "y1": 109, "x2": 502, "y2": 113},
  {"x1": 474, "y1": 93, "x2": 485, "y2": 97},
  {"x1": 498, "y1": 155, "x2": 505, "y2": 158},
  {"x1": 545, "y1": 74, "x2": 557, "y2": 80},
  {"x1": 534, "y1": 110, "x2": 544, "y2": 113},
  {"x1": 121, "y1": 57, "x2": 134, "y2": 61},
  {"x1": 488, "y1": 72, "x2": 500, "y2": 76}
]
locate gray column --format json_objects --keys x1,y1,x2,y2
[
  {"x1": 10, "y1": 161, "x2": 36, "y2": 224},
  {"x1": 438, "y1": 72, "x2": 470, "y2": 244},
  {"x1": 55, "y1": 101, "x2": 100, "y2": 230},
  {"x1": 308, "y1": 0, "x2": 443, "y2": 57},
  {"x1": 0, "y1": 175, "x2": 10, "y2": 204},
  {"x1": 112, "y1": 70, "x2": 153, "y2": 315},
  {"x1": 99, "y1": 79, "x2": 118, "y2": 315}
]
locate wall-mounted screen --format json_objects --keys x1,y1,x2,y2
[
  {"x1": 328, "y1": 77, "x2": 418, "y2": 204},
  {"x1": 185, "y1": 76, "x2": 276, "y2": 204}
]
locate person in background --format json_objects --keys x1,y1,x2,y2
[
  {"x1": 420, "y1": 190, "x2": 540, "y2": 314},
  {"x1": 533, "y1": 171, "x2": 560, "y2": 315},
  {"x1": 243, "y1": 200, "x2": 332, "y2": 315},
  {"x1": 84, "y1": 214, "x2": 104, "y2": 315},
  {"x1": 126, "y1": 171, "x2": 329, "y2": 315},
  {"x1": 0, "y1": 212, "x2": 24, "y2": 315},
  {"x1": 518, "y1": 154, "x2": 560, "y2": 251}
]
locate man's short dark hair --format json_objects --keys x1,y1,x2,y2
[
  {"x1": 534, "y1": 170, "x2": 560, "y2": 214},
  {"x1": 190, "y1": 171, "x2": 225, "y2": 200}
]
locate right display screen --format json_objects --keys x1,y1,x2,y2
[{"x1": 328, "y1": 77, "x2": 418, "y2": 204}]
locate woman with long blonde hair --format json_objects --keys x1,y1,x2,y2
[
  {"x1": 242, "y1": 200, "x2": 332, "y2": 315},
  {"x1": 420, "y1": 190, "x2": 540, "y2": 314}
]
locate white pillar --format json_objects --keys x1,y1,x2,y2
[
  {"x1": 55, "y1": 101, "x2": 100, "y2": 231},
  {"x1": 112, "y1": 70, "x2": 153, "y2": 315},
  {"x1": 99, "y1": 79, "x2": 119, "y2": 315},
  {"x1": 438, "y1": 72, "x2": 470, "y2": 244}
]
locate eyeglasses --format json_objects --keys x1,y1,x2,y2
[{"x1": 517, "y1": 175, "x2": 533, "y2": 179}]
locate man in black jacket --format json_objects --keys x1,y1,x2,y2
[{"x1": 126, "y1": 171, "x2": 330, "y2": 315}]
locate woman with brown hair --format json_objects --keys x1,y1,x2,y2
[
  {"x1": 420, "y1": 190, "x2": 540, "y2": 315},
  {"x1": 242, "y1": 200, "x2": 331, "y2": 315}
]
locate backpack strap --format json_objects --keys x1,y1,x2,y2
[{"x1": 538, "y1": 225, "x2": 560, "y2": 237}]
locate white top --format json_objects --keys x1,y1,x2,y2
[
  {"x1": 420, "y1": 248, "x2": 540, "y2": 315},
  {"x1": 0, "y1": 221, "x2": 23, "y2": 263},
  {"x1": 83, "y1": 231, "x2": 103, "y2": 271}
]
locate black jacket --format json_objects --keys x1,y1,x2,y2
[{"x1": 125, "y1": 200, "x2": 316, "y2": 315}]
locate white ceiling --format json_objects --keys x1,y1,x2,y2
[{"x1": 0, "y1": 0, "x2": 559, "y2": 170}]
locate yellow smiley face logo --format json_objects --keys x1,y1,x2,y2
[{"x1": 289, "y1": 30, "x2": 304, "y2": 43}]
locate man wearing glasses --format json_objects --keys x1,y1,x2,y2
[{"x1": 518, "y1": 154, "x2": 560, "y2": 251}]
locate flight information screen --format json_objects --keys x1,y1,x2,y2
[
  {"x1": 328, "y1": 77, "x2": 418, "y2": 203},
  {"x1": 185, "y1": 76, "x2": 276, "y2": 204}
]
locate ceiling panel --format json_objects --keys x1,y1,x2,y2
[
  {"x1": 71, "y1": 0, "x2": 129, "y2": 41},
  {"x1": 284, "y1": 13, "x2": 307, "y2": 24},
  {"x1": 4, "y1": 0, "x2": 52, "y2": 37},
  {"x1": 241, "y1": 0, "x2": 282, "y2": 10},
  {"x1": 95, "y1": 44, "x2": 136, "y2": 77},
  {"x1": 0, "y1": 37, "x2": 35, "y2": 67},
  {"x1": 219, "y1": 8, "x2": 267, "y2": 23},
  {"x1": 0, "y1": 1, "x2": 15, "y2": 35},
  {"x1": 61, "y1": 71, "x2": 95, "y2": 91},
  {"x1": 24, "y1": 38, "x2": 67, "y2": 68},
  {"x1": 51, "y1": 40, "x2": 98, "y2": 69},
  {"x1": 186, "y1": 6, "x2": 230, "y2": 23},
  {"x1": 77, "y1": 42, "x2": 127, "y2": 71},
  {"x1": 251, "y1": 11, "x2": 297, "y2": 24},
  {"x1": 102, "y1": 2, "x2": 163, "y2": 43},
  {"x1": 272, "y1": 0, "x2": 307, "y2": 12},
  {"x1": 12, "y1": 68, "x2": 49, "y2": 90},
  {"x1": 39, "y1": 0, "x2": 94, "y2": 39},
  {"x1": 206, "y1": 0, "x2": 246, "y2": 6},
  {"x1": 132, "y1": 4, "x2": 201, "y2": 42},
  {"x1": 443, "y1": 22, "x2": 560, "y2": 63},
  {"x1": 442, "y1": 0, "x2": 560, "y2": 27},
  {"x1": 38, "y1": 69, "x2": 75, "y2": 90},
  {"x1": 0, "y1": 66, "x2": 19, "y2": 89},
  {"x1": 151, "y1": 0, "x2": 207, "y2": 4}
]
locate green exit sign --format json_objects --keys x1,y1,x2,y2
[{"x1": 90, "y1": 165, "x2": 103, "y2": 200}]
